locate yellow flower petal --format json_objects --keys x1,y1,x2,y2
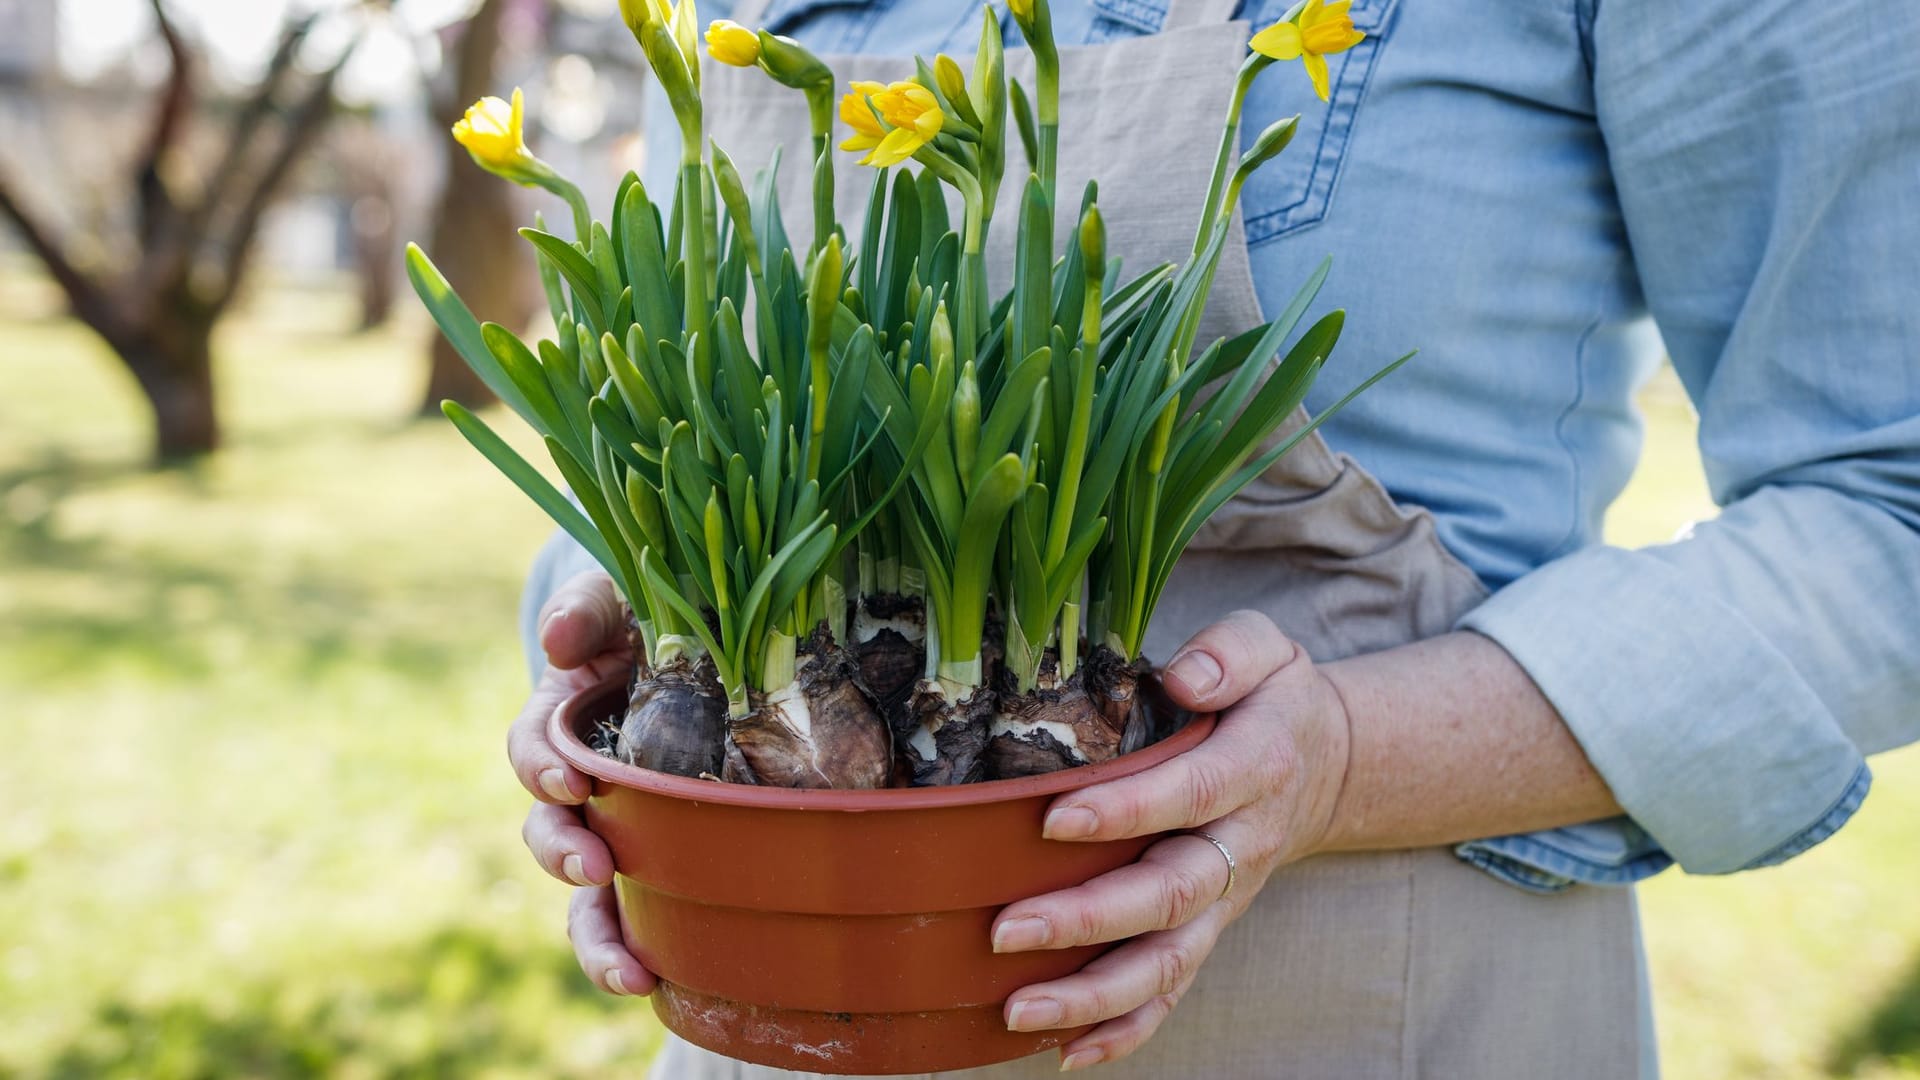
[
  {"x1": 865, "y1": 126, "x2": 922, "y2": 168},
  {"x1": 840, "y1": 131, "x2": 881, "y2": 153},
  {"x1": 1303, "y1": 51, "x2": 1330, "y2": 101},
  {"x1": 1250, "y1": 21, "x2": 1304, "y2": 61},
  {"x1": 840, "y1": 89, "x2": 885, "y2": 138}
]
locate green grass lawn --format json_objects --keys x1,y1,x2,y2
[{"x1": 2, "y1": 270, "x2": 1916, "y2": 1078}]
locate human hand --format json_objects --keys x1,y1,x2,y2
[
  {"x1": 508, "y1": 569, "x2": 655, "y2": 997},
  {"x1": 991, "y1": 610, "x2": 1352, "y2": 1071}
]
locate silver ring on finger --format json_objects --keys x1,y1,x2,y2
[{"x1": 1190, "y1": 830, "x2": 1237, "y2": 903}]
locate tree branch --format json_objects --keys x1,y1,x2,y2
[
  {"x1": 195, "y1": 12, "x2": 317, "y2": 215},
  {"x1": 135, "y1": 0, "x2": 195, "y2": 246},
  {"x1": 0, "y1": 174, "x2": 122, "y2": 339},
  {"x1": 206, "y1": 40, "x2": 358, "y2": 314},
  {"x1": 142, "y1": 11, "x2": 317, "y2": 298}
]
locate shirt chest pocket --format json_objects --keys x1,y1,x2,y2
[{"x1": 1229, "y1": 0, "x2": 1399, "y2": 243}]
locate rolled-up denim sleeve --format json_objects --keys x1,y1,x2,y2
[{"x1": 1457, "y1": 0, "x2": 1920, "y2": 881}]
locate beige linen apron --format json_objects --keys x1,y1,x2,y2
[{"x1": 651, "y1": 2, "x2": 1643, "y2": 1075}]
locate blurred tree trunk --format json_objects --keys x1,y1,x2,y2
[
  {"x1": 354, "y1": 206, "x2": 399, "y2": 330},
  {"x1": 117, "y1": 306, "x2": 221, "y2": 458},
  {"x1": 350, "y1": 181, "x2": 400, "y2": 331},
  {"x1": 0, "y1": 1, "x2": 358, "y2": 464},
  {"x1": 417, "y1": 0, "x2": 538, "y2": 414}
]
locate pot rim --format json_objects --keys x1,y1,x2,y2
[{"x1": 549, "y1": 676, "x2": 1217, "y2": 811}]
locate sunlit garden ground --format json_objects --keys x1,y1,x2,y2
[{"x1": 2, "y1": 265, "x2": 1916, "y2": 1078}]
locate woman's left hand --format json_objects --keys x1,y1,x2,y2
[{"x1": 992, "y1": 610, "x2": 1353, "y2": 1072}]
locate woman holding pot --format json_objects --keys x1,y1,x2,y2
[{"x1": 508, "y1": 0, "x2": 1920, "y2": 1075}]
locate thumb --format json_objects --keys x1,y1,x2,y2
[
  {"x1": 1159, "y1": 609, "x2": 1298, "y2": 712},
  {"x1": 537, "y1": 571, "x2": 630, "y2": 669}
]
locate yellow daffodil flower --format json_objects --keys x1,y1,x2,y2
[
  {"x1": 1008, "y1": 0, "x2": 1033, "y2": 21},
  {"x1": 451, "y1": 88, "x2": 538, "y2": 181},
  {"x1": 706, "y1": 19, "x2": 761, "y2": 66},
  {"x1": 868, "y1": 81, "x2": 945, "y2": 166},
  {"x1": 839, "y1": 80, "x2": 944, "y2": 167},
  {"x1": 447, "y1": 86, "x2": 592, "y2": 235},
  {"x1": 1250, "y1": 0, "x2": 1364, "y2": 102}
]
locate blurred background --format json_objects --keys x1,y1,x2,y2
[{"x1": 1, "y1": 1, "x2": 1917, "y2": 1077}]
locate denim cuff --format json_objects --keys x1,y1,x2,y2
[{"x1": 1459, "y1": 544, "x2": 1870, "y2": 875}]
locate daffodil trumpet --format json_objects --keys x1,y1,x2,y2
[{"x1": 412, "y1": 0, "x2": 1410, "y2": 789}]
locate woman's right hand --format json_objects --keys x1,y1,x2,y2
[{"x1": 509, "y1": 569, "x2": 656, "y2": 997}]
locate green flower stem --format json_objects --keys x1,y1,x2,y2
[
  {"x1": 916, "y1": 146, "x2": 987, "y2": 363},
  {"x1": 1193, "y1": 54, "x2": 1273, "y2": 258},
  {"x1": 680, "y1": 161, "x2": 709, "y2": 341},
  {"x1": 531, "y1": 169, "x2": 593, "y2": 244},
  {"x1": 1046, "y1": 209, "x2": 1103, "y2": 568},
  {"x1": 1037, "y1": 124, "x2": 1059, "y2": 206},
  {"x1": 1059, "y1": 598, "x2": 1082, "y2": 680},
  {"x1": 805, "y1": 236, "x2": 843, "y2": 482},
  {"x1": 1124, "y1": 379, "x2": 1179, "y2": 658},
  {"x1": 807, "y1": 87, "x2": 837, "y2": 255}
]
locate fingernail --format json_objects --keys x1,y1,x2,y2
[
  {"x1": 1168, "y1": 650, "x2": 1223, "y2": 697},
  {"x1": 540, "y1": 768, "x2": 577, "y2": 803},
  {"x1": 1043, "y1": 806, "x2": 1099, "y2": 840},
  {"x1": 993, "y1": 916, "x2": 1052, "y2": 953},
  {"x1": 1061, "y1": 1048, "x2": 1104, "y2": 1072},
  {"x1": 1007, "y1": 997, "x2": 1063, "y2": 1031},
  {"x1": 541, "y1": 607, "x2": 567, "y2": 637},
  {"x1": 562, "y1": 854, "x2": 590, "y2": 886},
  {"x1": 606, "y1": 968, "x2": 630, "y2": 995}
]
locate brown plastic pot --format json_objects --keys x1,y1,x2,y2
[{"x1": 549, "y1": 676, "x2": 1215, "y2": 1076}]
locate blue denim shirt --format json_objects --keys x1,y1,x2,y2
[{"x1": 634, "y1": 0, "x2": 1920, "y2": 892}]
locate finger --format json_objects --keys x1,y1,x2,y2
[
  {"x1": 523, "y1": 801, "x2": 615, "y2": 887},
  {"x1": 568, "y1": 884, "x2": 657, "y2": 996},
  {"x1": 1158, "y1": 608, "x2": 1298, "y2": 712},
  {"x1": 1003, "y1": 903, "x2": 1222, "y2": 1035},
  {"x1": 507, "y1": 673, "x2": 595, "y2": 804},
  {"x1": 993, "y1": 829, "x2": 1243, "y2": 952},
  {"x1": 1042, "y1": 682, "x2": 1295, "y2": 841},
  {"x1": 1055, "y1": 971, "x2": 1195, "y2": 1071},
  {"x1": 538, "y1": 570, "x2": 629, "y2": 670}
]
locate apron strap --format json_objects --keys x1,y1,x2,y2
[{"x1": 1161, "y1": 0, "x2": 1244, "y2": 30}]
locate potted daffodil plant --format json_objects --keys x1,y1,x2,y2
[{"x1": 412, "y1": 0, "x2": 1385, "y2": 1072}]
